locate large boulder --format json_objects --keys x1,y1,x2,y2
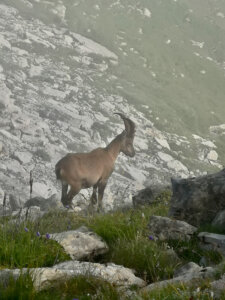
[
  {"x1": 169, "y1": 169, "x2": 225, "y2": 226},
  {"x1": 49, "y1": 226, "x2": 109, "y2": 260},
  {"x1": 148, "y1": 215, "x2": 197, "y2": 241},
  {"x1": 0, "y1": 262, "x2": 146, "y2": 291}
]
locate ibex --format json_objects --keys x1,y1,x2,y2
[{"x1": 55, "y1": 113, "x2": 135, "y2": 211}]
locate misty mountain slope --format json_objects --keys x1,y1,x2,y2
[
  {"x1": 0, "y1": 0, "x2": 225, "y2": 210},
  {"x1": 62, "y1": 0, "x2": 225, "y2": 135}
]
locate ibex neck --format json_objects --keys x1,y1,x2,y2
[{"x1": 105, "y1": 133, "x2": 123, "y2": 161}]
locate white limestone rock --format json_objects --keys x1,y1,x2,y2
[
  {"x1": 6, "y1": 159, "x2": 26, "y2": 175},
  {"x1": 54, "y1": 261, "x2": 146, "y2": 288},
  {"x1": 13, "y1": 151, "x2": 33, "y2": 164},
  {"x1": 207, "y1": 150, "x2": 218, "y2": 161},
  {"x1": 155, "y1": 137, "x2": 170, "y2": 150},
  {"x1": 32, "y1": 182, "x2": 52, "y2": 199},
  {"x1": 0, "y1": 261, "x2": 145, "y2": 291},
  {"x1": 49, "y1": 226, "x2": 109, "y2": 260}
]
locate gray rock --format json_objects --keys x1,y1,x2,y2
[
  {"x1": 169, "y1": 169, "x2": 225, "y2": 226},
  {"x1": 211, "y1": 274, "x2": 225, "y2": 299},
  {"x1": 24, "y1": 194, "x2": 63, "y2": 211},
  {"x1": 24, "y1": 196, "x2": 46, "y2": 209},
  {"x1": 173, "y1": 262, "x2": 214, "y2": 278},
  {"x1": 148, "y1": 215, "x2": 197, "y2": 241},
  {"x1": 198, "y1": 232, "x2": 225, "y2": 257},
  {"x1": 132, "y1": 185, "x2": 171, "y2": 207},
  {"x1": 49, "y1": 226, "x2": 109, "y2": 260},
  {"x1": 142, "y1": 262, "x2": 215, "y2": 292},
  {"x1": 212, "y1": 210, "x2": 225, "y2": 228}
]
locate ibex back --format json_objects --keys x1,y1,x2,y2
[{"x1": 55, "y1": 113, "x2": 135, "y2": 211}]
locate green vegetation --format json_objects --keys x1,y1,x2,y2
[
  {"x1": 0, "y1": 274, "x2": 123, "y2": 300},
  {"x1": 1, "y1": 274, "x2": 225, "y2": 300},
  {"x1": 167, "y1": 237, "x2": 223, "y2": 266},
  {"x1": 0, "y1": 192, "x2": 223, "y2": 299},
  {"x1": 141, "y1": 279, "x2": 225, "y2": 300},
  {"x1": 0, "y1": 220, "x2": 70, "y2": 269},
  {"x1": 198, "y1": 224, "x2": 225, "y2": 235}
]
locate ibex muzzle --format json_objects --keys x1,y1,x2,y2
[{"x1": 55, "y1": 113, "x2": 136, "y2": 211}]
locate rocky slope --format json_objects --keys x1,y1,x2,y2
[{"x1": 0, "y1": 1, "x2": 225, "y2": 211}]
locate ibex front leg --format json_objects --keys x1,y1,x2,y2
[
  {"x1": 63, "y1": 182, "x2": 81, "y2": 208},
  {"x1": 97, "y1": 182, "x2": 107, "y2": 213}
]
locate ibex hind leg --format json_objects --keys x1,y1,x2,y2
[{"x1": 61, "y1": 182, "x2": 68, "y2": 206}]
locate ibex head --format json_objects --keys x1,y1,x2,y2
[{"x1": 114, "y1": 113, "x2": 135, "y2": 157}]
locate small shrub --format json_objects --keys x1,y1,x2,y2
[
  {"x1": 87, "y1": 203, "x2": 169, "y2": 246},
  {"x1": 103, "y1": 236, "x2": 180, "y2": 282},
  {"x1": 167, "y1": 237, "x2": 223, "y2": 265}
]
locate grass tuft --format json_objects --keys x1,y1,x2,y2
[{"x1": 0, "y1": 221, "x2": 70, "y2": 268}]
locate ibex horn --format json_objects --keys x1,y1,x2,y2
[{"x1": 114, "y1": 113, "x2": 135, "y2": 137}]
